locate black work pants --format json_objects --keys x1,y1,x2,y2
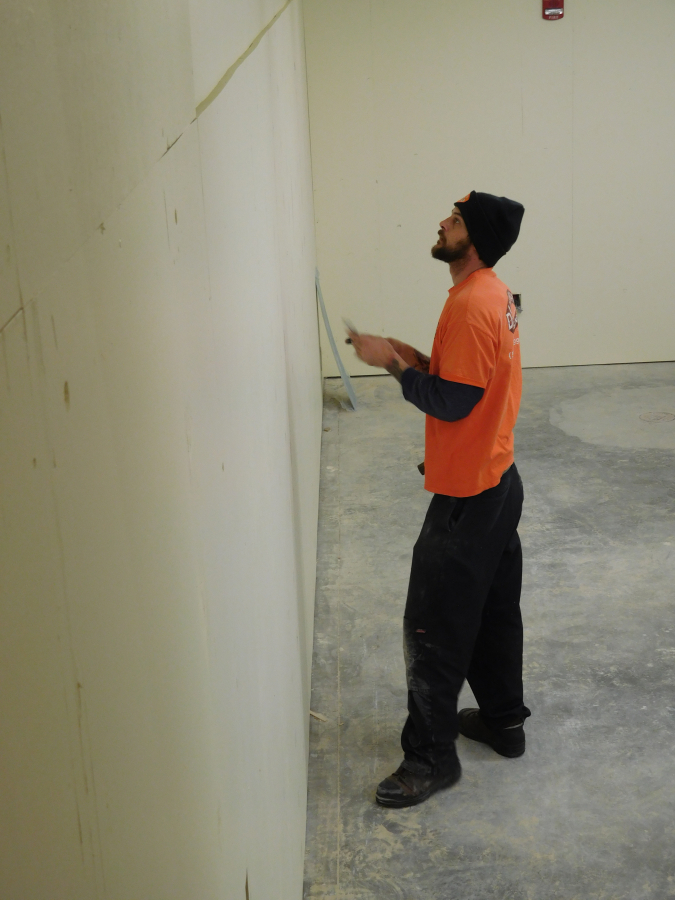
[{"x1": 401, "y1": 463, "x2": 530, "y2": 775}]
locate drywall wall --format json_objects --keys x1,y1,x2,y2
[
  {"x1": 0, "y1": 1, "x2": 321, "y2": 898},
  {"x1": 304, "y1": 0, "x2": 675, "y2": 375}
]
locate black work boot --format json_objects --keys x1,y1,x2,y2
[
  {"x1": 375, "y1": 759, "x2": 461, "y2": 808},
  {"x1": 458, "y1": 708, "x2": 525, "y2": 758}
]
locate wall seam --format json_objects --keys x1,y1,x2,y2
[
  {"x1": 195, "y1": 0, "x2": 295, "y2": 117},
  {"x1": 1, "y1": 1, "x2": 294, "y2": 316},
  {"x1": 0, "y1": 305, "x2": 23, "y2": 336}
]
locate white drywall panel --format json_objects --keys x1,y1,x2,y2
[
  {"x1": 504, "y1": 2, "x2": 574, "y2": 369},
  {"x1": 0, "y1": 0, "x2": 194, "y2": 303},
  {"x1": 0, "y1": 1, "x2": 320, "y2": 897},
  {"x1": 77, "y1": 131, "x2": 225, "y2": 900},
  {"x1": 0, "y1": 311, "x2": 94, "y2": 900},
  {"x1": 11, "y1": 138, "x2": 225, "y2": 899},
  {"x1": 571, "y1": 0, "x2": 675, "y2": 365},
  {"x1": 0, "y1": 121, "x2": 21, "y2": 330},
  {"x1": 304, "y1": 0, "x2": 675, "y2": 373},
  {"x1": 305, "y1": 0, "x2": 533, "y2": 376},
  {"x1": 189, "y1": 0, "x2": 286, "y2": 104},
  {"x1": 268, "y1": 0, "x2": 323, "y2": 713},
  {"x1": 196, "y1": 20, "x2": 311, "y2": 895}
]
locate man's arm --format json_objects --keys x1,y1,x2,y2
[
  {"x1": 345, "y1": 330, "x2": 426, "y2": 380},
  {"x1": 346, "y1": 330, "x2": 483, "y2": 422},
  {"x1": 385, "y1": 338, "x2": 431, "y2": 373},
  {"x1": 346, "y1": 330, "x2": 411, "y2": 379},
  {"x1": 400, "y1": 368, "x2": 483, "y2": 422}
]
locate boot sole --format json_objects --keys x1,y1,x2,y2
[{"x1": 375, "y1": 770, "x2": 461, "y2": 808}]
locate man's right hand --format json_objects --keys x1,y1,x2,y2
[{"x1": 385, "y1": 338, "x2": 431, "y2": 373}]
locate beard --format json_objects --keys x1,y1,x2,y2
[{"x1": 431, "y1": 234, "x2": 472, "y2": 264}]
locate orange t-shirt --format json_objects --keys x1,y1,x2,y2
[{"x1": 424, "y1": 267, "x2": 521, "y2": 497}]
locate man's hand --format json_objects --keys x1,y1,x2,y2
[
  {"x1": 385, "y1": 338, "x2": 431, "y2": 373},
  {"x1": 346, "y1": 330, "x2": 410, "y2": 383},
  {"x1": 347, "y1": 330, "x2": 395, "y2": 368}
]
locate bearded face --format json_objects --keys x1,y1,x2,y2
[{"x1": 431, "y1": 234, "x2": 473, "y2": 264}]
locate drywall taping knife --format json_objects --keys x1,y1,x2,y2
[{"x1": 315, "y1": 268, "x2": 358, "y2": 411}]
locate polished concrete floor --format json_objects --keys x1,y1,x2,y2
[{"x1": 303, "y1": 364, "x2": 675, "y2": 900}]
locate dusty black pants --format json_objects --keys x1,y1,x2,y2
[{"x1": 401, "y1": 463, "x2": 530, "y2": 775}]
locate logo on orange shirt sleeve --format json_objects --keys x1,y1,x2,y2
[{"x1": 506, "y1": 290, "x2": 519, "y2": 333}]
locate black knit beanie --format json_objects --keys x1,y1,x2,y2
[{"x1": 454, "y1": 191, "x2": 524, "y2": 267}]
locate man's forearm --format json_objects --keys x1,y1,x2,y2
[
  {"x1": 412, "y1": 348, "x2": 431, "y2": 373},
  {"x1": 386, "y1": 338, "x2": 431, "y2": 373},
  {"x1": 385, "y1": 357, "x2": 409, "y2": 383}
]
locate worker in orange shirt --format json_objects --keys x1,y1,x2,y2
[{"x1": 347, "y1": 191, "x2": 529, "y2": 808}]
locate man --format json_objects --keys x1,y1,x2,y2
[{"x1": 347, "y1": 191, "x2": 529, "y2": 808}]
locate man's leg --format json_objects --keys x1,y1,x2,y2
[
  {"x1": 400, "y1": 618, "x2": 466, "y2": 774},
  {"x1": 375, "y1": 492, "x2": 474, "y2": 807},
  {"x1": 466, "y1": 527, "x2": 530, "y2": 727},
  {"x1": 399, "y1": 492, "x2": 476, "y2": 776},
  {"x1": 378, "y1": 467, "x2": 523, "y2": 804},
  {"x1": 386, "y1": 467, "x2": 522, "y2": 788},
  {"x1": 376, "y1": 466, "x2": 528, "y2": 805},
  {"x1": 460, "y1": 469, "x2": 531, "y2": 755}
]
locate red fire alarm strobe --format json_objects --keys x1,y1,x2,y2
[{"x1": 543, "y1": 0, "x2": 564, "y2": 19}]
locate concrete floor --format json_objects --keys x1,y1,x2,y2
[{"x1": 304, "y1": 364, "x2": 675, "y2": 900}]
